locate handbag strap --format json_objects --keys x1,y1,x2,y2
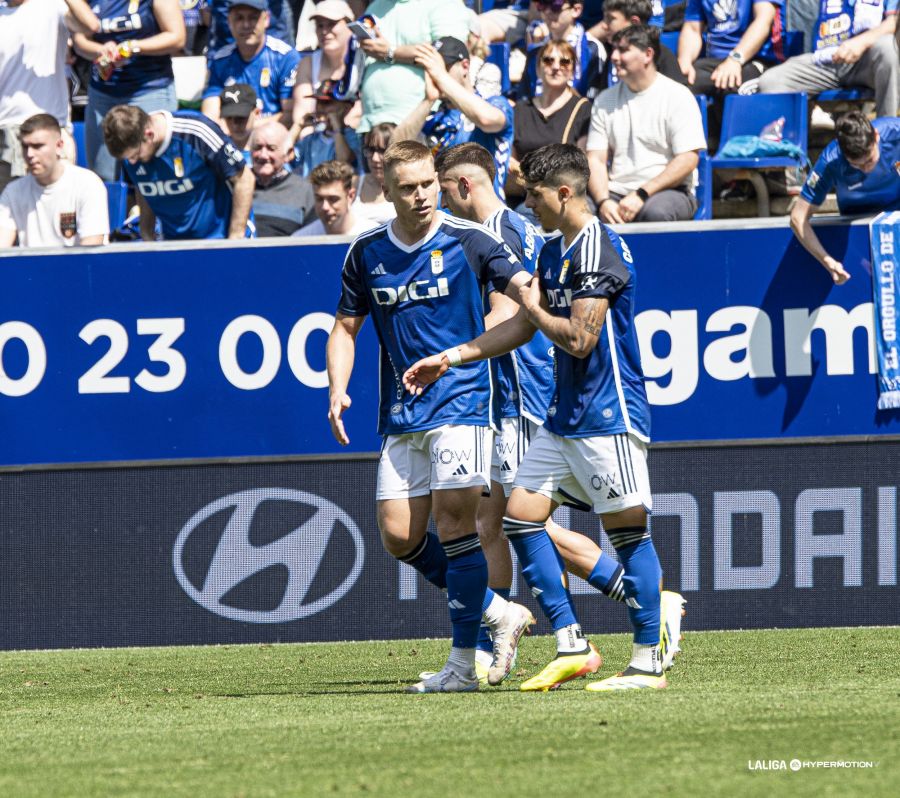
[{"x1": 561, "y1": 97, "x2": 588, "y2": 143}]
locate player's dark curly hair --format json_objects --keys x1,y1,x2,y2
[
  {"x1": 520, "y1": 143, "x2": 590, "y2": 196},
  {"x1": 836, "y1": 111, "x2": 876, "y2": 161}
]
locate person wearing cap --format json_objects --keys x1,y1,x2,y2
[
  {"x1": 355, "y1": 0, "x2": 469, "y2": 133},
  {"x1": 202, "y1": 0, "x2": 302, "y2": 142},
  {"x1": 291, "y1": 81, "x2": 362, "y2": 177},
  {"x1": 218, "y1": 83, "x2": 262, "y2": 153},
  {"x1": 295, "y1": 1, "x2": 358, "y2": 140},
  {"x1": 394, "y1": 36, "x2": 514, "y2": 199},
  {"x1": 206, "y1": 0, "x2": 295, "y2": 52},
  {"x1": 249, "y1": 119, "x2": 315, "y2": 237}
]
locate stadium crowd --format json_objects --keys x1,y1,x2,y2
[{"x1": 0, "y1": 0, "x2": 898, "y2": 251}]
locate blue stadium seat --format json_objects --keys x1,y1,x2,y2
[
  {"x1": 487, "y1": 42, "x2": 511, "y2": 97},
  {"x1": 694, "y1": 95, "x2": 712, "y2": 220},
  {"x1": 817, "y1": 87, "x2": 874, "y2": 101},
  {"x1": 105, "y1": 181, "x2": 130, "y2": 230},
  {"x1": 712, "y1": 92, "x2": 808, "y2": 167},
  {"x1": 72, "y1": 121, "x2": 87, "y2": 168},
  {"x1": 710, "y1": 92, "x2": 808, "y2": 215}
]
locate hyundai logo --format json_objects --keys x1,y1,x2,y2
[{"x1": 173, "y1": 488, "x2": 364, "y2": 623}]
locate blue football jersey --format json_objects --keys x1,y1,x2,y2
[
  {"x1": 204, "y1": 36, "x2": 300, "y2": 115},
  {"x1": 539, "y1": 219, "x2": 650, "y2": 441},
  {"x1": 422, "y1": 95, "x2": 514, "y2": 199},
  {"x1": 801, "y1": 117, "x2": 900, "y2": 214},
  {"x1": 684, "y1": 0, "x2": 785, "y2": 61},
  {"x1": 483, "y1": 207, "x2": 555, "y2": 423},
  {"x1": 89, "y1": 0, "x2": 174, "y2": 94},
  {"x1": 122, "y1": 111, "x2": 246, "y2": 240},
  {"x1": 337, "y1": 212, "x2": 526, "y2": 436}
]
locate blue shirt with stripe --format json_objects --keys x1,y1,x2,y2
[
  {"x1": 337, "y1": 212, "x2": 526, "y2": 436},
  {"x1": 204, "y1": 36, "x2": 300, "y2": 115},
  {"x1": 122, "y1": 111, "x2": 246, "y2": 240},
  {"x1": 801, "y1": 117, "x2": 900, "y2": 214},
  {"x1": 422, "y1": 95, "x2": 514, "y2": 200},
  {"x1": 538, "y1": 219, "x2": 650, "y2": 441},
  {"x1": 483, "y1": 207, "x2": 555, "y2": 423},
  {"x1": 89, "y1": 0, "x2": 174, "y2": 94}
]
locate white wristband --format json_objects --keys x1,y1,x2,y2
[{"x1": 442, "y1": 347, "x2": 463, "y2": 368}]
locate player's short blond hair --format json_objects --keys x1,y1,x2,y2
[{"x1": 383, "y1": 140, "x2": 432, "y2": 178}]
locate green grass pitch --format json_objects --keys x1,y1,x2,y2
[{"x1": 1, "y1": 627, "x2": 897, "y2": 798}]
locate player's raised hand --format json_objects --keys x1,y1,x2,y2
[
  {"x1": 403, "y1": 355, "x2": 449, "y2": 395},
  {"x1": 328, "y1": 393, "x2": 352, "y2": 445}
]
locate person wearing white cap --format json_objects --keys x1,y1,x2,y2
[{"x1": 295, "y1": 0, "x2": 358, "y2": 139}]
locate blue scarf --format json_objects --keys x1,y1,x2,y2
[{"x1": 870, "y1": 211, "x2": 900, "y2": 410}]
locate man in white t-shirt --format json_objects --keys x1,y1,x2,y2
[
  {"x1": 292, "y1": 160, "x2": 378, "y2": 238},
  {"x1": 0, "y1": 0, "x2": 99, "y2": 192},
  {"x1": 587, "y1": 24, "x2": 706, "y2": 223},
  {"x1": 0, "y1": 114, "x2": 109, "y2": 248}
]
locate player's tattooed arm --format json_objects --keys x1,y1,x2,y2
[{"x1": 522, "y1": 280, "x2": 608, "y2": 359}]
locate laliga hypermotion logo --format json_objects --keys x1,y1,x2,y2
[{"x1": 173, "y1": 488, "x2": 364, "y2": 623}]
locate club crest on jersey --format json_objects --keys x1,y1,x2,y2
[
  {"x1": 260, "y1": 68, "x2": 272, "y2": 88},
  {"x1": 59, "y1": 212, "x2": 76, "y2": 239},
  {"x1": 559, "y1": 259, "x2": 570, "y2": 283},
  {"x1": 430, "y1": 250, "x2": 443, "y2": 274},
  {"x1": 173, "y1": 157, "x2": 184, "y2": 178}
]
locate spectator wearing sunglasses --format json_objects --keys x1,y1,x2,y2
[
  {"x1": 353, "y1": 122, "x2": 398, "y2": 226},
  {"x1": 587, "y1": 25, "x2": 706, "y2": 223},
  {"x1": 520, "y1": 1, "x2": 605, "y2": 100},
  {"x1": 508, "y1": 41, "x2": 590, "y2": 208}
]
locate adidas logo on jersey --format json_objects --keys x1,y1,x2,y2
[
  {"x1": 135, "y1": 166, "x2": 146, "y2": 175},
  {"x1": 370, "y1": 263, "x2": 386, "y2": 276},
  {"x1": 451, "y1": 464, "x2": 469, "y2": 476}
]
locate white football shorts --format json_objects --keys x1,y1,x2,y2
[
  {"x1": 376, "y1": 424, "x2": 493, "y2": 500},
  {"x1": 513, "y1": 427, "x2": 652, "y2": 515},
  {"x1": 490, "y1": 415, "x2": 541, "y2": 496}
]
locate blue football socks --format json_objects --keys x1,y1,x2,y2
[
  {"x1": 606, "y1": 526, "x2": 662, "y2": 646},
  {"x1": 442, "y1": 534, "x2": 489, "y2": 649}
]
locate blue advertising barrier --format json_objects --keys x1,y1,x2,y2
[{"x1": 0, "y1": 218, "x2": 897, "y2": 468}]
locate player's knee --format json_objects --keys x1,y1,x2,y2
[{"x1": 378, "y1": 526, "x2": 419, "y2": 558}]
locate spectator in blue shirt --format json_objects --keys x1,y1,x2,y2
[
  {"x1": 677, "y1": 0, "x2": 785, "y2": 97},
  {"x1": 102, "y1": 104, "x2": 255, "y2": 240},
  {"x1": 395, "y1": 37, "x2": 514, "y2": 199},
  {"x1": 291, "y1": 80, "x2": 361, "y2": 177},
  {"x1": 791, "y1": 112, "x2": 900, "y2": 285},
  {"x1": 758, "y1": 0, "x2": 898, "y2": 119},
  {"x1": 72, "y1": 0, "x2": 186, "y2": 182},
  {"x1": 202, "y1": 0, "x2": 301, "y2": 142},
  {"x1": 207, "y1": 0, "x2": 294, "y2": 51}
]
